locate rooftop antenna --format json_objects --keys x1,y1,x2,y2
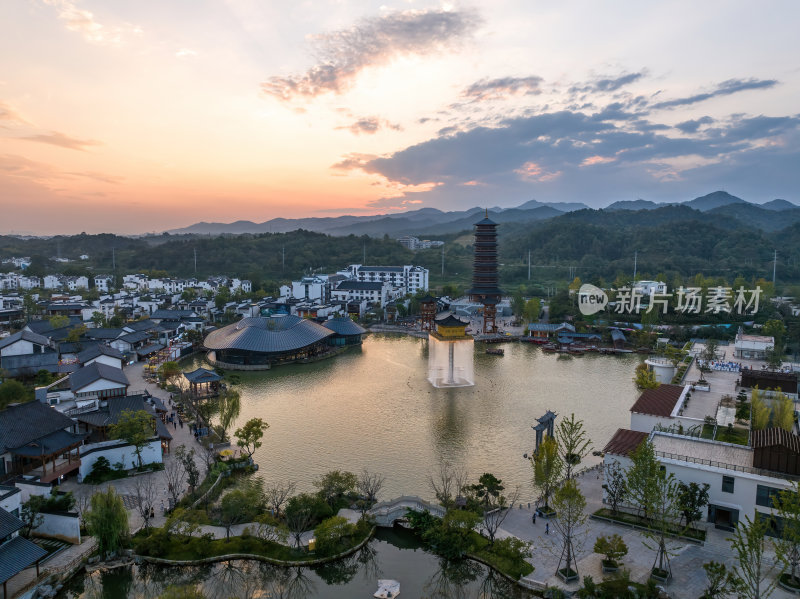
[
  {"x1": 441, "y1": 244, "x2": 444, "y2": 277},
  {"x1": 194, "y1": 248, "x2": 197, "y2": 274},
  {"x1": 282, "y1": 246, "x2": 285, "y2": 273},
  {"x1": 633, "y1": 250, "x2": 637, "y2": 282},
  {"x1": 112, "y1": 247, "x2": 116, "y2": 271},
  {"x1": 363, "y1": 243, "x2": 366, "y2": 264},
  {"x1": 528, "y1": 250, "x2": 531, "y2": 281}
]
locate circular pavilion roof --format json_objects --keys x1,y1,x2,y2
[
  {"x1": 204, "y1": 315, "x2": 333, "y2": 354},
  {"x1": 322, "y1": 317, "x2": 367, "y2": 336}
]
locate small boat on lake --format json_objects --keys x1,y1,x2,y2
[{"x1": 486, "y1": 348, "x2": 504, "y2": 356}]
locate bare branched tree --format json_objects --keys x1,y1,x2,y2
[
  {"x1": 482, "y1": 486, "x2": 521, "y2": 545},
  {"x1": 133, "y1": 474, "x2": 158, "y2": 530},
  {"x1": 356, "y1": 469, "x2": 386, "y2": 516},
  {"x1": 264, "y1": 481, "x2": 297, "y2": 517},
  {"x1": 164, "y1": 448, "x2": 188, "y2": 506},
  {"x1": 428, "y1": 461, "x2": 468, "y2": 509}
]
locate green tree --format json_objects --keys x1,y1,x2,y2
[
  {"x1": 159, "y1": 361, "x2": 181, "y2": 384},
  {"x1": 701, "y1": 561, "x2": 744, "y2": 599},
  {"x1": 285, "y1": 493, "x2": 321, "y2": 548},
  {"x1": 775, "y1": 481, "x2": 800, "y2": 587},
  {"x1": 19, "y1": 495, "x2": 45, "y2": 538},
  {"x1": 424, "y1": 510, "x2": 482, "y2": 559},
  {"x1": 234, "y1": 417, "x2": 269, "y2": 458},
  {"x1": 552, "y1": 478, "x2": 587, "y2": 580},
  {"x1": 314, "y1": 470, "x2": 357, "y2": 508},
  {"x1": 313, "y1": 515, "x2": 356, "y2": 556},
  {"x1": 556, "y1": 413, "x2": 592, "y2": 479},
  {"x1": 85, "y1": 487, "x2": 129, "y2": 555},
  {"x1": 48, "y1": 315, "x2": 69, "y2": 329},
  {"x1": 90, "y1": 311, "x2": 107, "y2": 327},
  {"x1": 216, "y1": 388, "x2": 241, "y2": 441},
  {"x1": 729, "y1": 515, "x2": 779, "y2": 599},
  {"x1": 593, "y1": 534, "x2": 628, "y2": 567},
  {"x1": 523, "y1": 298, "x2": 541, "y2": 323},
  {"x1": 532, "y1": 436, "x2": 563, "y2": 511},
  {"x1": 468, "y1": 473, "x2": 505, "y2": 511},
  {"x1": 773, "y1": 391, "x2": 794, "y2": 432},
  {"x1": 602, "y1": 460, "x2": 627, "y2": 515},
  {"x1": 218, "y1": 484, "x2": 262, "y2": 539},
  {"x1": 633, "y1": 362, "x2": 659, "y2": 390},
  {"x1": 766, "y1": 347, "x2": 784, "y2": 371},
  {"x1": 109, "y1": 409, "x2": 154, "y2": 469},
  {"x1": 764, "y1": 319, "x2": 786, "y2": 350},
  {"x1": 676, "y1": 481, "x2": 709, "y2": 528},
  {"x1": 0, "y1": 379, "x2": 33, "y2": 410},
  {"x1": 626, "y1": 440, "x2": 659, "y2": 520},
  {"x1": 66, "y1": 324, "x2": 87, "y2": 343},
  {"x1": 511, "y1": 288, "x2": 525, "y2": 318},
  {"x1": 752, "y1": 388, "x2": 770, "y2": 431}
]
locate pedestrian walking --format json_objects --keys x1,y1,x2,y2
[
  {"x1": 532, "y1": 511, "x2": 536, "y2": 524},
  {"x1": 545, "y1": 522, "x2": 549, "y2": 535},
  {"x1": 173, "y1": 420, "x2": 177, "y2": 429},
  {"x1": 179, "y1": 419, "x2": 183, "y2": 429}
]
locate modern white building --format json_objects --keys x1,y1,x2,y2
[
  {"x1": 331, "y1": 280, "x2": 396, "y2": 307},
  {"x1": 604, "y1": 428, "x2": 796, "y2": 530},
  {"x1": 94, "y1": 275, "x2": 114, "y2": 292},
  {"x1": 290, "y1": 275, "x2": 330, "y2": 303},
  {"x1": 338, "y1": 264, "x2": 429, "y2": 295}
]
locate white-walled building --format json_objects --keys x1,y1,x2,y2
[
  {"x1": 338, "y1": 264, "x2": 429, "y2": 295},
  {"x1": 734, "y1": 327, "x2": 774, "y2": 359},
  {"x1": 331, "y1": 280, "x2": 396, "y2": 307},
  {"x1": 94, "y1": 275, "x2": 114, "y2": 292},
  {"x1": 290, "y1": 275, "x2": 330, "y2": 303}
]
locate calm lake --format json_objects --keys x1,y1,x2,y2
[
  {"x1": 59, "y1": 334, "x2": 641, "y2": 598},
  {"x1": 183, "y1": 334, "x2": 641, "y2": 501}
]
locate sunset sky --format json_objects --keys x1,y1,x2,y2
[{"x1": 1, "y1": 0, "x2": 798, "y2": 234}]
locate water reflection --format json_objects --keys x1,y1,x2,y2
[{"x1": 60, "y1": 530, "x2": 536, "y2": 599}]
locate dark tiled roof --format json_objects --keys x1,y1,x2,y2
[
  {"x1": 0, "y1": 401, "x2": 76, "y2": 454},
  {"x1": 120, "y1": 331, "x2": 150, "y2": 344},
  {"x1": 77, "y1": 344, "x2": 124, "y2": 363},
  {"x1": 204, "y1": 315, "x2": 333, "y2": 354},
  {"x1": 0, "y1": 507, "x2": 24, "y2": 539},
  {"x1": 336, "y1": 281, "x2": 385, "y2": 291},
  {"x1": 150, "y1": 309, "x2": 196, "y2": 320},
  {"x1": 84, "y1": 328, "x2": 124, "y2": 340},
  {"x1": 59, "y1": 340, "x2": 101, "y2": 354},
  {"x1": 752, "y1": 428, "x2": 800, "y2": 453},
  {"x1": 610, "y1": 329, "x2": 627, "y2": 342},
  {"x1": 136, "y1": 343, "x2": 165, "y2": 356},
  {"x1": 0, "y1": 534, "x2": 49, "y2": 584},
  {"x1": 436, "y1": 314, "x2": 468, "y2": 327},
  {"x1": 0, "y1": 352, "x2": 60, "y2": 376},
  {"x1": 7, "y1": 429, "x2": 87, "y2": 457},
  {"x1": 124, "y1": 319, "x2": 156, "y2": 332},
  {"x1": 630, "y1": 384, "x2": 683, "y2": 417},
  {"x1": 70, "y1": 363, "x2": 129, "y2": 392},
  {"x1": 183, "y1": 368, "x2": 222, "y2": 384},
  {"x1": 322, "y1": 317, "x2": 366, "y2": 336},
  {"x1": 0, "y1": 330, "x2": 51, "y2": 350},
  {"x1": 603, "y1": 429, "x2": 649, "y2": 457}
]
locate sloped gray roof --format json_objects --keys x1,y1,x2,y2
[
  {"x1": 0, "y1": 401, "x2": 76, "y2": 454},
  {"x1": 322, "y1": 317, "x2": 366, "y2": 336},
  {"x1": 124, "y1": 319, "x2": 156, "y2": 332},
  {"x1": 84, "y1": 328, "x2": 124, "y2": 340},
  {"x1": 0, "y1": 330, "x2": 51, "y2": 350},
  {"x1": 0, "y1": 534, "x2": 49, "y2": 584},
  {"x1": 204, "y1": 315, "x2": 333, "y2": 354},
  {"x1": 0, "y1": 331, "x2": 46, "y2": 350},
  {"x1": 136, "y1": 343, "x2": 165, "y2": 356},
  {"x1": 70, "y1": 362, "x2": 129, "y2": 392},
  {"x1": 120, "y1": 331, "x2": 150, "y2": 344},
  {"x1": 184, "y1": 368, "x2": 222, "y2": 384},
  {"x1": 0, "y1": 352, "x2": 60, "y2": 376},
  {"x1": 0, "y1": 506, "x2": 24, "y2": 539},
  {"x1": 77, "y1": 344, "x2": 124, "y2": 363},
  {"x1": 8, "y1": 429, "x2": 87, "y2": 457}
]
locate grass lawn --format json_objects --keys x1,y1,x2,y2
[
  {"x1": 700, "y1": 423, "x2": 748, "y2": 445},
  {"x1": 593, "y1": 508, "x2": 706, "y2": 542}
]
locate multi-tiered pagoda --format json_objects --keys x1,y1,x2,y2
[{"x1": 467, "y1": 210, "x2": 502, "y2": 333}]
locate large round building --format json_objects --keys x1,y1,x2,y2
[{"x1": 204, "y1": 315, "x2": 336, "y2": 370}]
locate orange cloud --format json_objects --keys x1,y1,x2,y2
[{"x1": 514, "y1": 161, "x2": 561, "y2": 182}]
